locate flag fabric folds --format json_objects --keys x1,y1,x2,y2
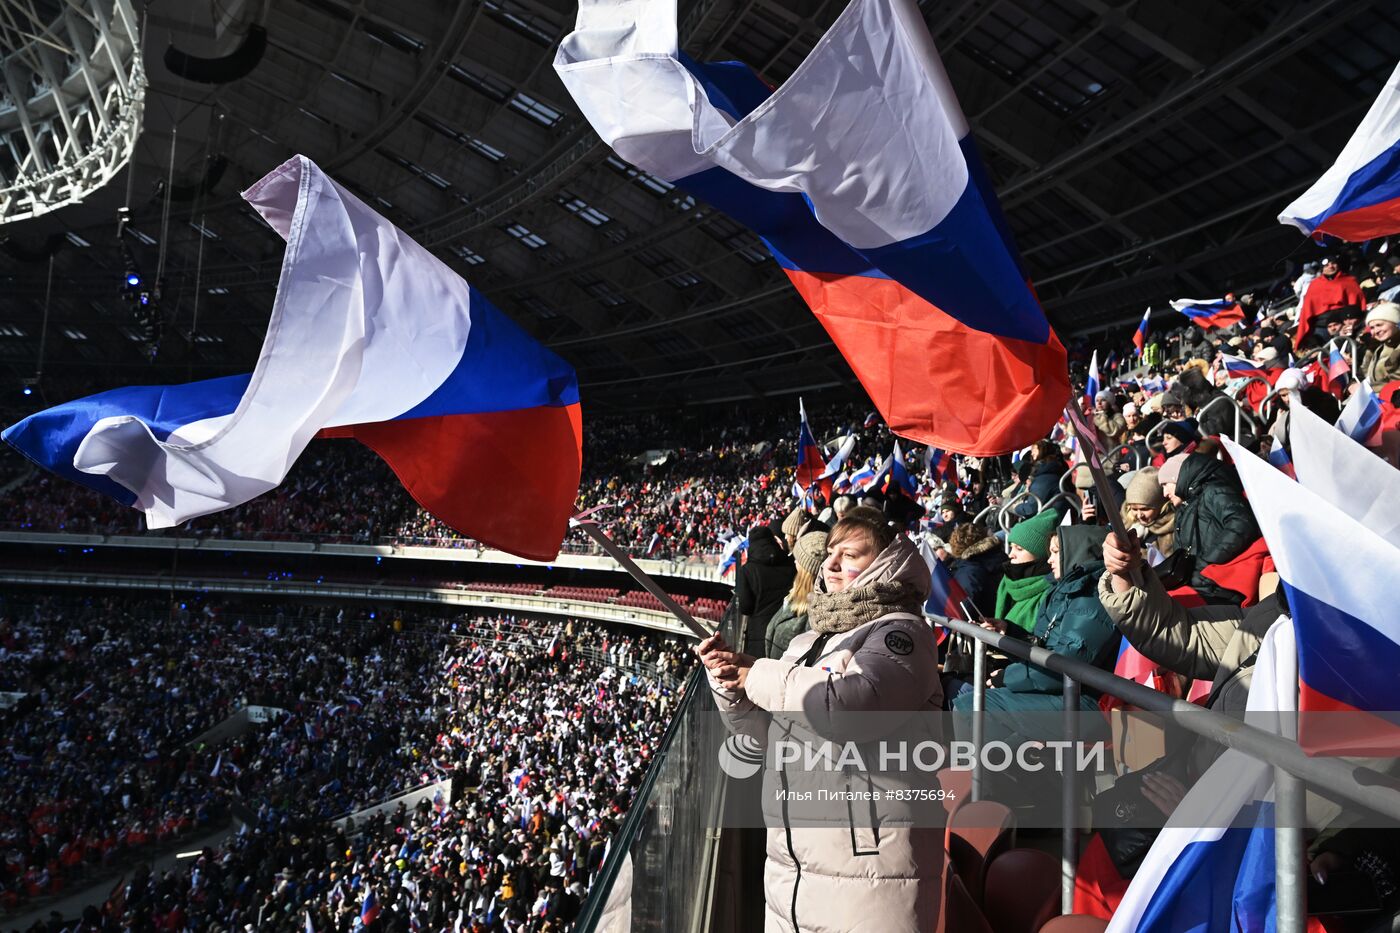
[
  {"x1": 1336, "y1": 379, "x2": 1385, "y2": 447},
  {"x1": 1107, "y1": 618, "x2": 1298, "y2": 932},
  {"x1": 1219, "y1": 353, "x2": 1272, "y2": 382},
  {"x1": 1133, "y1": 307, "x2": 1150, "y2": 355},
  {"x1": 1222, "y1": 431, "x2": 1400, "y2": 755},
  {"x1": 795, "y1": 399, "x2": 827, "y2": 489},
  {"x1": 1084, "y1": 350, "x2": 1100, "y2": 405},
  {"x1": 1169, "y1": 298, "x2": 1246, "y2": 330},
  {"x1": 2, "y1": 156, "x2": 583, "y2": 563},
  {"x1": 1279, "y1": 60, "x2": 1400, "y2": 241},
  {"x1": 554, "y1": 0, "x2": 1069, "y2": 456}
]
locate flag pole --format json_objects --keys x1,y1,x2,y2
[
  {"x1": 570, "y1": 513, "x2": 716, "y2": 639},
  {"x1": 1062, "y1": 403, "x2": 1146, "y2": 588}
]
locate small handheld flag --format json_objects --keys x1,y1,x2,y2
[
  {"x1": 1133, "y1": 307, "x2": 1150, "y2": 355},
  {"x1": 795, "y1": 399, "x2": 827, "y2": 489}
]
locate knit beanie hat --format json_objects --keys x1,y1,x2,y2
[
  {"x1": 781, "y1": 507, "x2": 806, "y2": 538},
  {"x1": 793, "y1": 530, "x2": 829, "y2": 577},
  {"x1": 1158, "y1": 453, "x2": 1189, "y2": 487},
  {"x1": 1072, "y1": 464, "x2": 1094, "y2": 490},
  {"x1": 1007, "y1": 508, "x2": 1058, "y2": 561},
  {"x1": 1366, "y1": 301, "x2": 1400, "y2": 326},
  {"x1": 1124, "y1": 468, "x2": 1165, "y2": 509}
]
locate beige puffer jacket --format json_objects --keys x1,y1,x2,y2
[{"x1": 709, "y1": 536, "x2": 945, "y2": 933}]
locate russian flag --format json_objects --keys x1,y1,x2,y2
[
  {"x1": 1169, "y1": 298, "x2": 1246, "y2": 330},
  {"x1": 886, "y1": 441, "x2": 918, "y2": 497},
  {"x1": 1223, "y1": 425, "x2": 1400, "y2": 756},
  {"x1": 923, "y1": 445, "x2": 949, "y2": 487},
  {"x1": 1084, "y1": 350, "x2": 1100, "y2": 406},
  {"x1": 1316, "y1": 346, "x2": 1352, "y2": 398},
  {"x1": 819, "y1": 434, "x2": 857, "y2": 483},
  {"x1": 1218, "y1": 353, "x2": 1270, "y2": 382},
  {"x1": 1337, "y1": 379, "x2": 1384, "y2": 447},
  {"x1": 1, "y1": 157, "x2": 583, "y2": 563},
  {"x1": 1132, "y1": 307, "x2": 1150, "y2": 355},
  {"x1": 863, "y1": 410, "x2": 881, "y2": 430},
  {"x1": 832, "y1": 470, "x2": 852, "y2": 495},
  {"x1": 924, "y1": 553, "x2": 968, "y2": 620},
  {"x1": 360, "y1": 889, "x2": 381, "y2": 926},
  {"x1": 554, "y1": 0, "x2": 1069, "y2": 456},
  {"x1": 1279, "y1": 61, "x2": 1400, "y2": 241},
  {"x1": 850, "y1": 459, "x2": 877, "y2": 492},
  {"x1": 1265, "y1": 437, "x2": 1296, "y2": 479},
  {"x1": 1107, "y1": 619, "x2": 1301, "y2": 932},
  {"x1": 795, "y1": 399, "x2": 827, "y2": 490},
  {"x1": 718, "y1": 536, "x2": 747, "y2": 577}
]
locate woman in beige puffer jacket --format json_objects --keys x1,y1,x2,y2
[{"x1": 700, "y1": 509, "x2": 945, "y2": 933}]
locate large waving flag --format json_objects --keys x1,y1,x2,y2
[
  {"x1": 1222, "y1": 428, "x2": 1400, "y2": 756},
  {"x1": 795, "y1": 399, "x2": 827, "y2": 489},
  {"x1": 554, "y1": 0, "x2": 1069, "y2": 456},
  {"x1": 1107, "y1": 618, "x2": 1299, "y2": 932},
  {"x1": 1279, "y1": 61, "x2": 1400, "y2": 241},
  {"x1": 1169, "y1": 298, "x2": 1246, "y2": 330},
  {"x1": 2, "y1": 157, "x2": 583, "y2": 562}
]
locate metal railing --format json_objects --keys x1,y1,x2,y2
[{"x1": 931, "y1": 611, "x2": 1400, "y2": 928}]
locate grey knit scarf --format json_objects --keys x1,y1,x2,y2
[{"x1": 806, "y1": 580, "x2": 922, "y2": 635}]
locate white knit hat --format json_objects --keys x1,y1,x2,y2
[{"x1": 1365, "y1": 301, "x2": 1400, "y2": 326}]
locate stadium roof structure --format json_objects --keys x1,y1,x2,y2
[{"x1": 0, "y1": 0, "x2": 1395, "y2": 411}]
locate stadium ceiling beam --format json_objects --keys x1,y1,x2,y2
[
  {"x1": 998, "y1": 0, "x2": 1369, "y2": 208},
  {"x1": 1063, "y1": 0, "x2": 1334, "y2": 165}
]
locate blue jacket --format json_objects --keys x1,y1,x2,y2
[{"x1": 1013, "y1": 460, "x2": 1068, "y2": 519}]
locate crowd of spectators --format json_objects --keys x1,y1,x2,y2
[{"x1": 0, "y1": 594, "x2": 690, "y2": 932}]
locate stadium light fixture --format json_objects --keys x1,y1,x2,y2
[{"x1": 0, "y1": 0, "x2": 146, "y2": 224}]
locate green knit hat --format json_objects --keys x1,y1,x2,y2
[{"x1": 1007, "y1": 508, "x2": 1058, "y2": 561}]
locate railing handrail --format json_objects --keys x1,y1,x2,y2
[
  {"x1": 1195, "y1": 393, "x2": 1262, "y2": 443},
  {"x1": 574, "y1": 666, "x2": 707, "y2": 931},
  {"x1": 929, "y1": 612, "x2": 1400, "y2": 823}
]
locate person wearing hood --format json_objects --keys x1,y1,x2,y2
[
  {"x1": 736, "y1": 525, "x2": 797, "y2": 657},
  {"x1": 699, "y1": 507, "x2": 945, "y2": 933},
  {"x1": 952, "y1": 525, "x2": 1119, "y2": 792},
  {"x1": 1120, "y1": 468, "x2": 1175, "y2": 558},
  {"x1": 1169, "y1": 453, "x2": 1260, "y2": 604},
  {"x1": 947, "y1": 523, "x2": 1006, "y2": 619}
]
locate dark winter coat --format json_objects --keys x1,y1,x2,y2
[
  {"x1": 1013, "y1": 460, "x2": 1068, "y2": 519},
  {"x1": 1000, "y1": 526, "x2": 1120, "y2": 698},
  {"x1": 735, "y1": 527, "x2": 796, "y2": 656},
  {"x1": 764, "y1": 600, "x2": 809, "y2": 659},
  {"x1": 1174, "y1": 452, "x2": 1259, "y2": 560},
  {"x1": 950, "y1": 536, "x2": 1006, "y2": 619}
]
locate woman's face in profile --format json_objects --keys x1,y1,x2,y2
[{"x1": 822, "y1": 532, "x2": 878, "y2": 594}]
